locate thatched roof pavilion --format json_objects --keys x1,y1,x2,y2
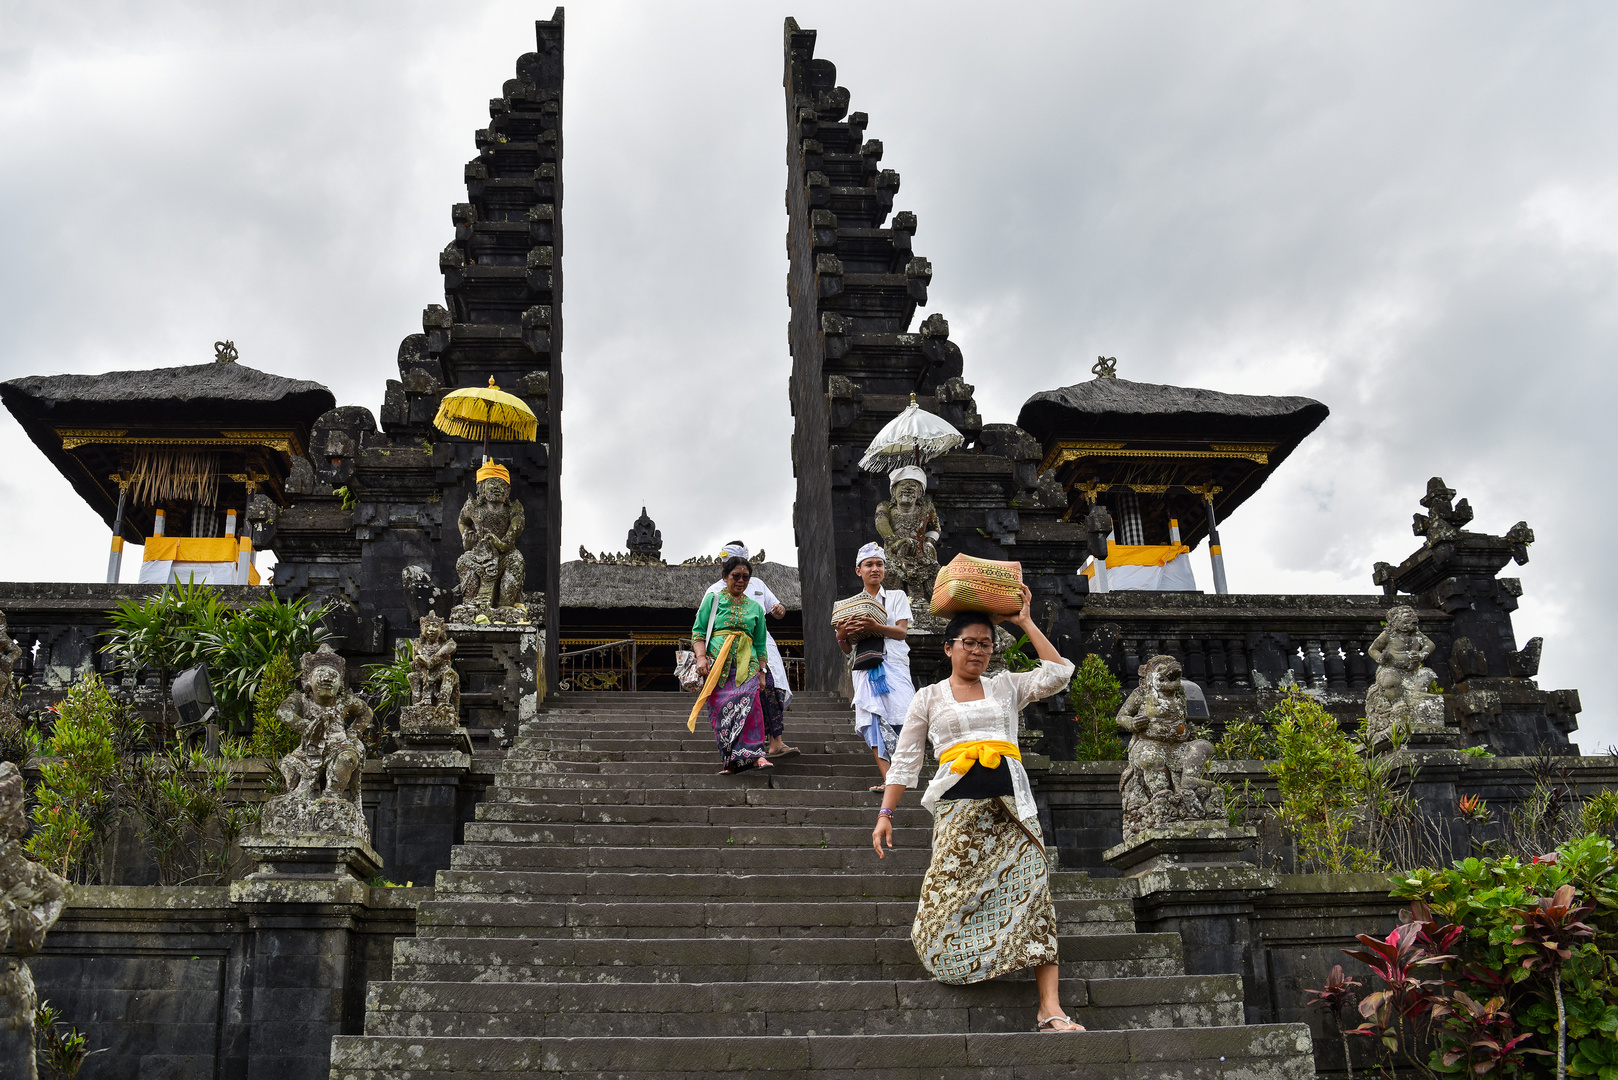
[{"x1": 1017, "y1": 374, "x2": 1328, "y2": 548}]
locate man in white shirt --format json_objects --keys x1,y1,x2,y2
[
  {"x1": 703, "y1": 541, "x2": 796, "y2": 755},
  {"x1": 834, "y1": 543, "x2": 914, "y2": 791}
]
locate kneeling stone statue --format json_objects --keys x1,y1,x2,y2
[
  {"x1": 260, "y1": 644, "x2": 374, "y2": 841},
  {"x1": 1116, "y1": 655, "x2": 1225, "y2": 844}
]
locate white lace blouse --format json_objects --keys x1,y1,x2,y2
[{"x1": 887, "y1": 658, "x2": 1076, "y2": 823}]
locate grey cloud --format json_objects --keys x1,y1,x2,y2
[{"x1": 1, "y1": 1, "x2": 1612, "y2": 747}]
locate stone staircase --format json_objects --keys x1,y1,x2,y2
[{"x1": 331, "y1": 691, "x2": 1315, "y2": 1077}]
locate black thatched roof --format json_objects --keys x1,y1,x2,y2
[
  {"x1": 2, "y1": 362, "x2": 334, "y2": 425},
  {"x1": 1, "y1": 361, "x2": 336, "y2": 537},
  {"x1": 560, "y1": 561, "x2": 802, "y2": 611},
  {"x1": 1017, "y1": 377, "x2": 1328, "y2": 444}
]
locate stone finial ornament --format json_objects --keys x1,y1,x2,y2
[
  {"x1": 874, "y1": 469, "x2": 940, "y2": 607},
  {"x1": 409, "y1": 615, "x2": 459, "y2": 713},
  {"x1": 625, "y1": 507, "x2": 663, "y2": 563},
  {"x1": 453, "y1": 465, "x2": 528, "y2": 624},
  {"x1": 213, "y1": 340, "x2": 239, "y2": 364},
  {"x1": 1365, "y1": 605, "x2": 1443, "y2": 747},
  {"x1": 1116, "y1": 655, "x2": 1225, "y2": 843},
  {"x1": 0, "y1": 761, "x2": 69, "y2": 1077},
  {"x1": 259, "y1": 644, "x2": 373, "y2": 840},
  {"x1": 1092, "y1": 355, "x2": 1118, "y2": 379}
]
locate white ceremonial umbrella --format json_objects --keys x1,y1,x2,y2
[{"x1": 857, "y1": 393, "x2": 964, "y2": 472}]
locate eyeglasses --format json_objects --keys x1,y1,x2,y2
[
  {"x1": 727, "y1": 572, "x2": 751, "y2": 582},
  {"x1": 950, "y1": 639, "x2": 994, "y2": 653}
]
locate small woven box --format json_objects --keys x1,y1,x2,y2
[
  {"x1": 930, "y1": 554, "x2": 1024, "y2": 616},
  {"x1": 831, "y1": 594, "x2": 888, "y2": 640}
]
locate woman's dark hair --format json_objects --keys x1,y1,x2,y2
[
  {"x1": 721, "y1": 556, "x2": 753, "y2": 580},
  {"x1": 943, "y1": 610, "x2": 994, "y2": 643}
]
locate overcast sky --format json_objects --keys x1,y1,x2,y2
[{"x1": 2, "y1": 2, "x2": 1614, "y2": 749}]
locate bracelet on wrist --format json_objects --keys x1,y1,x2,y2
[{"x1": 878, "y1": 807, "x2": 894, "y2": 819}]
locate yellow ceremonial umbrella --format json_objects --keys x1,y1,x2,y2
[{"x1": 432, "y1": 377, "x2": 538, "y2": 463}]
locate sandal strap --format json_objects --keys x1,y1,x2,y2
[{"x1": 1037, "y1": 1014, "x2": 1075, "y2": 1030}]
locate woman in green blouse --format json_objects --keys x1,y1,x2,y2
[{"x1": 687, "y1": 556, "x2": 775, "y2": 773}]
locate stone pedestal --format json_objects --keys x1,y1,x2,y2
[
  {"x1": 229, "y1": 875, "x2": 377, "y2": 1080},
  {"x1": 240, "y1": 834, "x2": 382, "y2": 884},
  {"x1": 384, "y1": 703, "x2": 472, "y2": 887},
  {"x1": 1104, "y1": 822, "x2": 1258, "y2": 876},
  {"x1": 448, "y1": 621, "x2": 540, "y2": 750}
]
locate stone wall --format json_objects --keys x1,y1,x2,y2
[{"x1": 30, "y1": 884, "x2": 425, "y2": 1080}]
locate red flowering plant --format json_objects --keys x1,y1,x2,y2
[{"x1": 1318, "y1": 834, "x2": 1618, "y2": 1080}]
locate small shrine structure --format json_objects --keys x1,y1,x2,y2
[{"x1": 0, "y1": 343, "x2": 333, "y2": 585}]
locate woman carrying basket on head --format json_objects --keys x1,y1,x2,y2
[
  {"x1": 872, "y1": 587, "x2": 1085, "y2": 1033},
  {"x1": 689, "y1": 555, "x2": 775, "y2": 774}
]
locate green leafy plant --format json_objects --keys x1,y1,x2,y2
[
  {"x1": 1216, "y1": 718, "x2": 1278, "y2": 761},
  {"x1": 125, "y1": 741, "x2": 254, "y2": 885},
  {"x1": 195, "y1": 594, "x2": 332, "y2": 732},
  {"x1": 1461, "y1": 744, "x2": 1496, "y2": 759},
  {"x1": 332, "y1": 485, "x2": 358, "y2": 511},
  {"x1": 998, "y1": 634, "x2": 1040, "y2": 673},
  {"x1": 102, "y1": 580, "x2": 218, "y2": 736},
  {"x1": 35, "y1": 999, "x2": 98, "y2": 1079},
  {"x1": 363, "y1": 638, "x2": 414, "y2": 727},
  {"x1": 25, "y1": 675, "x2": 127, "y2": 884},
  {"x1": 248, "y1": 651, "x2": 299, "y2": 795},
  {"x1": 1266, "y1": 688, "x2": 1375, "y2": 874},
  {"x1": 1069, "y1": 654, "x2": 1123, "y2": 761}
]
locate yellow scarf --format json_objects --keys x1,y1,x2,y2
[
  {"x1": 938, "y1": 739, "x2": 1022, "y2": 775},
  {"x1": 686, "y1": 630, "x2": 756, "y2": 732}
]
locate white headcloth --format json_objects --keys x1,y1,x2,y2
[
  {"x1": 856, "y1": 542, "x2": 885, "y2": 567},
  {"x1": 719, "y1": 541, "x2": 749, "y2": 560},
  {"x1": 889, "y1": 465, "x2": 927, "y2": 491}
]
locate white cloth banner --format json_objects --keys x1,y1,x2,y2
[
  {"x1": 1101, "y1": 553, "x2": 1199, "y2": 592},
  {"x1": 137, "y1": 561, "x2": 238, "y2": 585}
]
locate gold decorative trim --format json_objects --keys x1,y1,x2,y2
[
  {"x1": 1043, "y1": 441, "x2": 1270, "y2": 470},
  {"x1": 56, "y1": 428, "x2": 302, "y2": 457}
]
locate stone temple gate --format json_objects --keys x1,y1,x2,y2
[{"x1": 0, "y1": 11, "x2": 1600, "y2": 1080}]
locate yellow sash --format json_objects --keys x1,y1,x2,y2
[
  {"x1": 686, "y1": 630, "x2": 755, "y2": 732},
  {"x1": 938, "y1": 739, "x2": 1022, "y2": 775}
]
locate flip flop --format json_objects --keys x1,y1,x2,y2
[
  {"x1": 773, "y1": 746, "x2": 801, "y2": 758},
  {"x1": 756, "y1": 758, "x2": 775, "y2": 769},
  {"x1": 868, "y1": 784, "x2": 887, "y2": 793},
  {"x1": 1036, "y1": 1015, "x2": 1085, "y2": 1033}
]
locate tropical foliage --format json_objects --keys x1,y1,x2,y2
[
  {"x1": 1315, "y1": 835, "x2": 1618, "y2": 1080},
  {"x1": 102, "y1": 583, "x2": 330, "y2": 735}
]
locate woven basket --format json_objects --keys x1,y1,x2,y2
[
  {"x1": 930, "y1": 554, "x2": 1024, "y2": 616},
  {"x1": 831, "y1": 594, "x2": 888, "y2": 641}
]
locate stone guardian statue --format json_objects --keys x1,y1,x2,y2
[
  {"x1": 1364, "y1": 604, "x2": 1443, "y2": 746},
  {"x1": 1116, "y1": 655, "x2": 1225, "y2": 842},
  {"x1": 0, "y1": 760, "x2": 69, "y2": 1079},
  {"x1": 408, "y1": 614, "x2": 460, "y2": 714},
  {"x1": 260, "y1": 645, "x2": 373, "y2": 840},
  {"x1": 874, "y1": 465, "x2": 940, "y2": 608},
  {"x1": 454, "y1": 461, "x2": 527, "y2": 623}
]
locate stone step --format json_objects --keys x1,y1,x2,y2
[
  {"x1": 431, "y1": 868, "x2": 1125, "y2": 902},
  {"x1": 478, "y1": 786, "x2": 926, "y2": 812},
  {"x1": 448, "y1": 842, "x2": 935, "y2": 874},
  {"x1": 388, "y1": 932, "x2": 1186, "y2": 984},
  {"x1": 512, "y1": 738, "x2": 861, "y2": 754},
  {"x1": 475, "y1": 798, "x2": 926, "y2": 826},
  {"x1": 459, "y1": 821, "x2": 934, "y2": 849},
  {"x1": 330, "y1": 1025, "x2": 1317, "y2": 1078},
  {"x1": 489, "y1": 772, "x2": 896, "y2": 793},
  {"x1": 361, "y1": 974, "x2": 1243, "y2": 1037},
  {"x1": 503, "y1": 750, "x2": 882, "y2": 768},
  {"x1": 401, "y1": 896, "x2": 1128, "y2": 940},
  {"x1": 497, "y1": 760, "x2": 888, "y2": 778}
]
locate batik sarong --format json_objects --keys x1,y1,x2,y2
[
  {"x1": 761, "y1": 668, "x2": 785, "y2": 740},
  {"x1": 708, "y1": 671, "x2": 768, "y2": 772},
  {"x1": 911, "y1": 796, "x2": 1059, "y2": 984}
]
